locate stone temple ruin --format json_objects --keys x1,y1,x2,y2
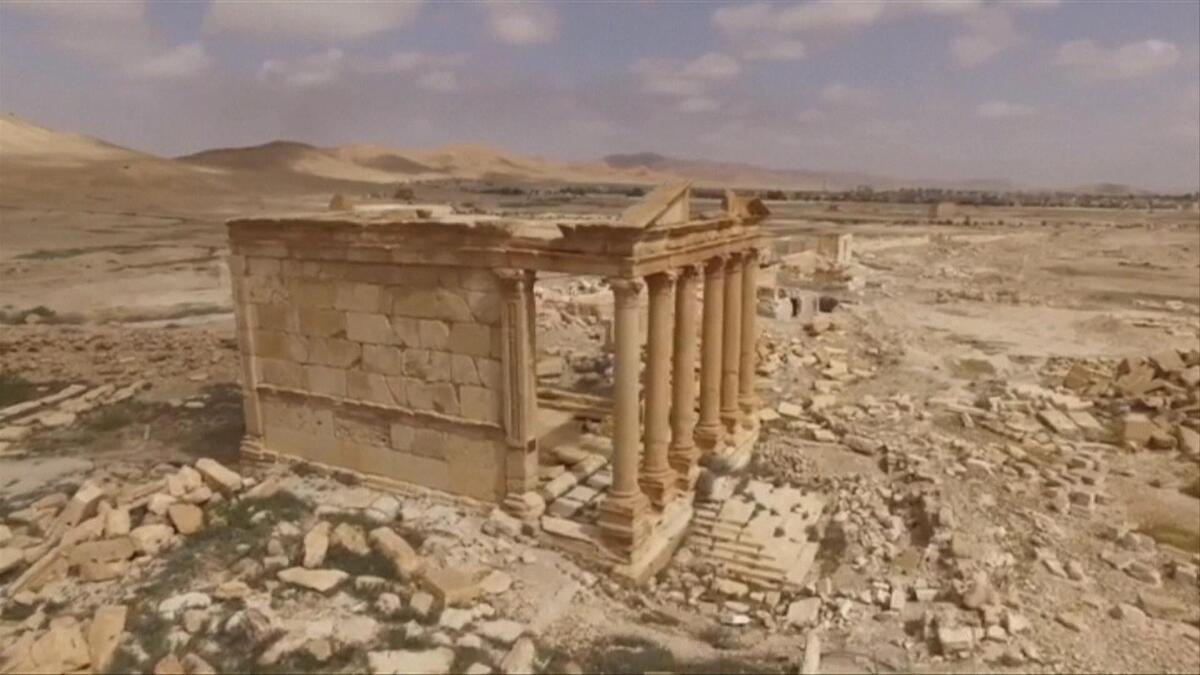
[{"x1": 226, "y1": 184, "x2": 769, "y2": 580}]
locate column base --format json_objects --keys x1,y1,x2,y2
[
  {"x1": 668, "y1": 442, "x2": 701, "y2": 492},
  {"x1": 694, "y1": 423, "x2": 724, "y2": 452},
  {"x1": 721, "y1": 411, "x2": 743, "y2": 434},
  {"x1": 638, "y1": 468, "x2": 679, "y2": 509},
  {"x1": 503, "y1": 491, "x2": 546, "y2": 523},
  {"x1": 738, "y1": 398, "x2": 760, "y2": 429},
  {"x1": 598, "y1": 491, "x2": 652, "y2": 556}
]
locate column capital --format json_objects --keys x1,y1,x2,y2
[
  {"x1": 645, "y1": 270, "x2": 678, "y2": 291},
  {"x1": 607, "y1": 276, "x2": 644, "y2": 304},
  {"x1": 704, "y1": 256, "x2": 728, "y2": 275},
  {"x1": 678, "y1": 262, "x2": 704, "y2": 279},
  {"x1": 496, "y1": 268, "x2": 535, "y2": 289},
  {"x1": 724, "y1": 250, "x2": 746, "y2": 268}
]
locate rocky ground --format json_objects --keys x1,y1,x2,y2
[{"x1": 2, "y1": 208, "x2": 1198, "y2": 674}]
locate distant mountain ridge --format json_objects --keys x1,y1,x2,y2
[{"x1": 1, "y1": 113, "x2": 1171, "y2": 196}]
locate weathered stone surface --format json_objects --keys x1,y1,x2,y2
[
  {"x1": 303, "y1": 521, "x2": 332, "y2": 568},
  {"x1": 423, "y1": 566, "x2": 483, "y2": 607},
  {"x1": 410, "y1": 591, "x2": 437, "y2": 620},
  {"x1": 147, "y1": 492, "x2": 176, "y2": 516},
  {"x1": 33, "y1": 616, "x2": 90, "y2": 672},
  {"x1": 278, "y1": 566, "x2": 349, "y2": 593},
  {"x1": 334, "y1": 615, "x2": 380, "y2": 648},
  {"x1": 168, "y1": 503, "x2": 204, "y2": 534},
  {"x1": 88, "y1": 605, "x2": 127, "y2": 673},
  {"x1": 478, "y1": 619, "x2": 525, "y2": 645},
  {"x1": 154, "y1": 654, "x2": 186, "y2": 674},
  {"x1": 368, "y1": 648, "x2": 456, "y2": 674},
  {"x1": 68, "y1": 536, "x2": 135, "y2": 566},
  {"x1": 195, "y1": 458, "x2": 244, "y2": 495},
  {"x1": 215, "y1": 580, "x2": 252, "y2": 600},
  {"x1": 801, "y1": 632, "x2": 821, "y2": 675},
  {"x1": 104, "y1": 508, "x2": 131, "y2": 537},
  {"x1": 786, "y1": 598, "x2": 821, "y2": 627},
  {"x1": 500, "y1": 637, "x2": 536, "y2": 675},
  {"x1": 181, "y1": 654, "x2": 217, "y2": 675},
  {"x1": 0, "y1": 547, "x2": 23, "y2": 574},
  {"x1": 369, "y1": 527, "x2": 423, "y2": 577},
  {"x1": 159, "y1": 592, "x2": 212, "y2": 619},
  {"x1": 130, "y1": 524, "x2": 175, "y2": 555},
  {"x1": 480, "y1": 570, "x2": 514, "y2": 595},
  {"x1": 439, "y1": 607, "x2": 473, "y2": 631},
  {"x1": 332, "y1": 522, "x2": 370, "y2": 555}
]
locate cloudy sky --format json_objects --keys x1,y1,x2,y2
[{"x1": 1, "y1": 1, "x2": 1197, "y2": 191}]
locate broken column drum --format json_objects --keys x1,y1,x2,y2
[{"x1": 226, "y1": 183, "x2": 770, "y2": 573}]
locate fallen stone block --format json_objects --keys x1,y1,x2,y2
[
  {"x1": 130, "y1": 524, "x2": 175, "y2": 556},
  {"x1": 277, "y1": 567, "x2": 349, "y2": 593},
  {"x1": 167, "y1": 503, "x2": 204, "y2": 535},
  {"x1": 304, "y1": 522, "x2": 332, "y2": 568},
  {"x1": 369, "y1": 527, "x2": 423, "y2": 578},
  {"x1": 367, "y1": 647, "x2": 455, "y2": 675},
  {"x1": 500, "y1": 637, "x2": 536, "y2": 675},
  {"x1": 87, "y1": 605, "x2": 127, "y2": 673},
  {"x1": 1120, "y1": 414, "x2": 1155, "y2": 446},
  {"x1": 67, "y1": 537, "x2": 135, "y2": 567},
  {"x1": 423, "y1": 566, "x2": 484, "y2": 607},
  {"x1": 195, "y1": 458, "x2": 243, "y2": 496},
  {"x1": 786, "y1": 598, "x2": 821, "y2": 627}
]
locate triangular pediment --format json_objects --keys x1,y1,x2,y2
[
  {"x1": 620, "y1": 182, "x2": 691, "y2": 229},
  {"x1": 722, "y1": 190, "x2": 770, "y2": 220}
]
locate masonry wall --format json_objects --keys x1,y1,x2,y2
[{"x1": 231, "y1": 247, "x2": 508, "y2": 501}]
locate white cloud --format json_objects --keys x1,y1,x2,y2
[
  {"x1": 795, "y1": 108, "x2": 825, "y2": 123},
  {"x1": 259, "y1": 48, "x2": 345, "y2": 88},
  {"x1": 483, "y1": 1, "x2": 559, "y2": 45},
  {"x1": 417, "y1": 71, "x2": 459, "y2": 93},
  {"x1": 205, "y1": 1, "x2": 423, "y2": 41},
  {"x1": 679, "y1": 96, "x2": 719, "y2": 113},
  {"x1": 1055, "y1": 39, "x2": 1181, "y2": 80},
  {"x1": 258, "y1": 48, "x2": 465, "y2": 92},
  {"x1": 126, "y1": 43, "x2": 213, "y2": 80},
  {"x1": 377, "y1": 52, "x2": 468, "y2": 73},
  {"x1": 820, "y1": 83, "x2": 877, "y2": 107},
  {"x1": 744, "y1": 39, "x2": 807, "y2": 62},
  {"x1": 977, "y1": 101, "x2": 1036, "y2": 119},
  {"x1": 631, "y1": 53, "x2": 741, "y2": 99},
  {"x1": 713, "y1": 1, "x2": 1057, "y2": 68}
]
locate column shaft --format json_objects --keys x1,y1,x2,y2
[
  {"x1": 639, "y1": 272, "x2": 677, "y2": 507},
  {"x1": 669, "y1": 265, "x2": 701, "y2": 488},
  {"x1": 695, "y1": 257, "x2": 726, "y2": 450},
  {"x1": 598, "y1": 278, "x2": 650, "y2": 555},
  {"x1": 720, "y1": 253, "x2": 744, "y2": 432},
  {"x1": 738, "y1": 249, "x2": 760, "y2": 425}
]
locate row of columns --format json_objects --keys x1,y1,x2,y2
[{"x1": 598, "y1": 249, "x2": 760, "y2": 555}]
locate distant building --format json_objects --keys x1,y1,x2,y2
[{"x1": 930, "y1": 201, "x2": 958, "y2": 220}]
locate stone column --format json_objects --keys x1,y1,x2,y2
[
  {"x1": 497, "y1": 269, "x2": 543, "y2": 521},
  {"x1": 228, "y1": 254, "x2": 264, "y2": 454},
  {"x1": 720, "y1": 252, "x2": 744, "y2": 432},
  {"x1": 738, "y1": 248, "x2": 760, "y2": 425},
  {"x1": 695, "y1": 256, "x2": 725, "y2": 451},
  {"x1": 669, "y1": 264, "x2": 701, "y2": 489},
  {"x1": 598, "y1": 277, "x2": 651, "y2": 555},
  {"x1": 639, "y1": 271, "x2": 677, "y2": 507}
]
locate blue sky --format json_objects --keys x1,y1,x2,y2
[{"x1": 1, "y1": 1, "x2": 1197, "y2": 191}]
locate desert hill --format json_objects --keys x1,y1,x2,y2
[{"x1": 0, "y1": 114, "x2": 234, "y2": 209}]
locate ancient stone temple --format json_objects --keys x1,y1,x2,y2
[{"x1": 226, "y1": 184, "x2": 769, "y2": 579}]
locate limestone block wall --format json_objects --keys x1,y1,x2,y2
[{"x1": 231, "y1": 249, "x2": 508, "y2": 501}]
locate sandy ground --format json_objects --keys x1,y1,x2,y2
[{"x1": 2, "y1": 168, "x2": 1199, "y2": 673}]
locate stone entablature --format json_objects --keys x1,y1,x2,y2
[{"x1": 227, "y1": 183, "x2": 769, "y2": 578}]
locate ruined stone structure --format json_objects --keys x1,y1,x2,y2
[{"x1": 226, "y1": 184, "x2": 768, "y2": 578}]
